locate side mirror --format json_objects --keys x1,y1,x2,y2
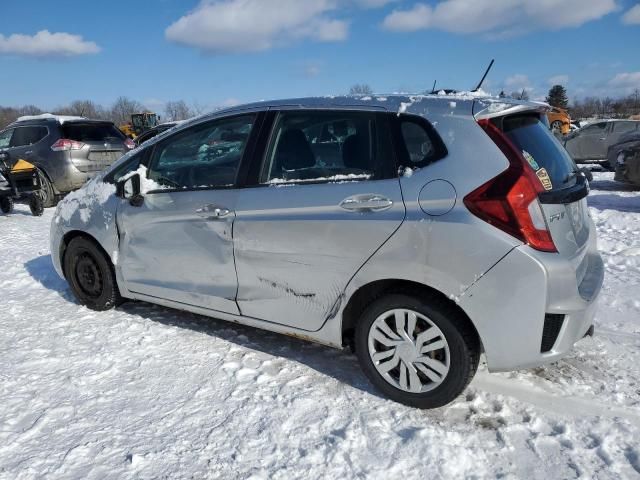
[
  {"x1": 579, "y1": 167, "x2": 593, "y2": 182},
  {"x1": 116, "y1": 173, "x2": 144, "y2": 207}
]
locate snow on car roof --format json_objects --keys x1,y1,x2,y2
[{"x1": 15, "y1": 113, "x2": 88, "y2": 124}]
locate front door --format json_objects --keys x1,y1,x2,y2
[
  {"x1": 117, "y1": 113, "x2": 259, "y2": 314},
  {"x1": 233, "y1": 110, "x2": 405, "y2": 331}
]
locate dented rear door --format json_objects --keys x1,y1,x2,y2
[{"x1": 233, "y1": 110, "x2": 405, "y2": 331}]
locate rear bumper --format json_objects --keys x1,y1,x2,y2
[{"x1": 459, "y1": 244, "x2": 604, "y2": 372}]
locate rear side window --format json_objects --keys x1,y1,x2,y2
[
  {"x1": 613, "y1": 121, "x2": 638, "y2": 133},
  {"x1": 396, "y1": 115, "x2": 447, "y2": 169},
  {"x1": 500, "y1": 115, "x2": 577, "y2": 189},
  {"x1": 261, "y1": 111, "x2": 391, "y2": 184},
  {"x1": 9, "y1": 126, "x2": 48, "y2": 147},
  {"x1": 0, "y1": 129, "x2": 14, "y2": 148},
  {"x1": 61, "y1": 123, "x2": 125, "y2": 142}
]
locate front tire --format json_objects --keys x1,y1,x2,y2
[
  {"x1": 355, "y1": 293, "x2": 479, "y2": 409},
  {"x1": 64, "y1": 236, "x2": 122, "y2": 311},
  {"x1": 29, "y1": 193, "x2": 44, "y2": 216}
]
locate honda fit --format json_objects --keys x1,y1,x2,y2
[{"x1": 50, "y1": 95, "x2": 603, "y2": 408}]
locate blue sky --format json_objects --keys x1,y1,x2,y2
[{"x1": 1, "y1": 0, "x2": 639, "y2": 112}]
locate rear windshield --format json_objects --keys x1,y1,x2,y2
[
  {"x1": 61, "y1": 123, "x2": 125, "y2": 142},
  {"x1": 500, "y1": 115, "x2": 577, "y2": 190}
]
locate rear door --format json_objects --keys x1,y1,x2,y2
[
  {"x1": 61, "y1": 122, "x2": 127, "y2": 174},
  {"x1": 5, "y1": 125, "x2": 49, "y2": 166},
  {"x1": 579, "y1": 122, "x2": 609, "y2": 160},
  {"x1": 233, "y1": 110, "x2": 405, "y2": 331}
]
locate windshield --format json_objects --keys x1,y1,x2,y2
[{"x1": 501, "y1": 114, "x2": 577, "y2": 189}]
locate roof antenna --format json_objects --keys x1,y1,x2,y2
[
  {"x1": 431, "y1": 79, "x2": 437, "y2": 93},
  {"x1": 472, "y1": 59, "x2": 494, "y2": 92}
]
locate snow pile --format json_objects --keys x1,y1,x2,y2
[
  {"x1": 120, "y1": 165, "x2": 168, "y2": 194},
  {"x1": 268, "y1": 173, "x2": 371, "y2": 184},
  {"x1": 1, "y1": 170, "x2": 640, "y2": 478},
  {"x1": 15, "y1": 113, "x2": 87, "y2": 124}
]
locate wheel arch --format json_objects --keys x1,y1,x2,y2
[
  {"x1": 59, "y1": 230, "x2": 114, "y2": 277},
  {"x1": 341, "y1": 279, "x2": 483, "y2": 353}
]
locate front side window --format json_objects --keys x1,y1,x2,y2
[
  {"x1": 9, "y1": 126, "x2": 48, "y2": 147},
  {"x1": 0, "y1": 129, "x2": 13, "y2": 149},
  {"x1": 147, "y1": 114, "x2": 255, "y2": 190},
  {"x1": 261, "y1": 111, "x2": 383, "y2": 184}
]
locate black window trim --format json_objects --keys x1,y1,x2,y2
[
  {"x1": 141, "y1": 111, "x2": 265, "y2": 194},
  {"x1": 391, "y1": 113, "x2": 448, "y2": 171},
  {"x1": 243, "y1": 108, "x2": 398, "y2": 188},
  {"x1": 7, "y1": 125, "x2": 50, "y2": 149}
]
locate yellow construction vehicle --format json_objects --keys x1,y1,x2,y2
[{"x1": 119, "y1": 112, "x2": 159, "y2": 139}]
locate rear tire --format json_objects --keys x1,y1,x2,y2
[
  {"x1": 64, "y1": 236, "x2": 123, "y2": 311},
  {"x1": 0, "y1": 197, "x2": 13, "y2": 214},
  {"x1": 38, "y1": 170, "x2": 57, "y2": 208},
  {"x1": 355, "y1": 293, "x2": 479, "y2": 409}
]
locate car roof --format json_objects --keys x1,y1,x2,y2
[
  {"x1": 10, "y1": 115, "x2": 114, "y2": 128},
  {"x1": 181, "y1": 92, "x2": 543, "y2": 127}
]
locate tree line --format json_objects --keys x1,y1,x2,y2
[
  {"x1": 0, "y1": 98, "x2": 203, "y2": 129},
  {"x1": 3, "y1": 85, "x2": 639, "y2": 130}
]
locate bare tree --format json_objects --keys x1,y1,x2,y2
[
  {"x1": 56, "y1": 100, "x2": 106, "y2": 119},
  {"x1": 110, "y1": 96, "x2": 145, "y2": 126},
  {"x1": 349, "y1": 84, "x2": 373, "y2": 95},
  {"x1": 164, "y1": 100, "x2": 194, "y2": 122}
]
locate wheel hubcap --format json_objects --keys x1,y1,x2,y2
[
  {"x1": 75, "y1": 253, "x2": 103, "y2": 298},
  {"x1": 368, "y1": 308, "x2": 450, "y2": 393}
]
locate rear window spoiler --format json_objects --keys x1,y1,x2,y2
[
  {"x1": 538, "y1": 172, "x2": 590, "y2": 205},
  {"x1": 473, "y1": 100, "x2": 549, "y2": 121}
]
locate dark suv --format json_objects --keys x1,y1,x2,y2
[{"x1": 0, "y1": 114, "x2": 134, "y2": 206}]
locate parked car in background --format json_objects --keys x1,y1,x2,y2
[
  {"x1": 547, "y1": 107, "x2": 571, "y2": 135},
  {"x1": 51, "y1": 95, "x2": 602, "y2": 409},
  {"x1": 133, "y1": 121, "x2": 180, "y2": 147},
  {"x1": 608, "y1": 130, "x2": 640, "y2": 186},
  {"x1": 0, "y1": 114, "x2": 134, "y2": 206},
  {"x1": 564, "y1": 119, "x2": 640, "y2": 169}
]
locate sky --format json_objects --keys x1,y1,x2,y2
[{"x1": 0, "y1": 0, "x2": 639, "y2": 113}]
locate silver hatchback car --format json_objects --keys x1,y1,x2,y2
[{"x1": 50, "y1": 95, "x2": 604, "y2": 408}]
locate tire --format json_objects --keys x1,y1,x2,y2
[
  {"x1": 29, "y1": 193, "x2": 44, "y2": 216},
  {"x1": 0, "y1": 197, "x2": 13, "y2": 214},
  {"x1": 63, "y1": 236, "x2": 123, "y2": 311},
  {"x1": 551, "y1": 120, "x2": 563, "y2": 132},
  {"x1": 38, "y1": 170, "x2": 57, "y2": 208},
  {"x1": 355, "y1": 293, "x2": 479, "y2": 409}
]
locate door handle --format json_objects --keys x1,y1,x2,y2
[
  {"x1": 24, "y1": 150, "x2": 33, "y2": 155},
  {"x1": 196, "y1": 204, "x2": 233, "y2": 219},
  {"x1": 340, "y1": 194, "x2": 393, "y2": 212}
]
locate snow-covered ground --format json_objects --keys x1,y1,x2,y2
[{"x1": 1, "y1": 171, "x2": 639, "y2": 479}]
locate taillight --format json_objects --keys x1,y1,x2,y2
[
  {"x1": 463, "y1": 119, "x2": 557, "y2": 253},
  {"x1": 51, "y1": 139, "x2": 84, "y2": 151},
  {"x1": 124, "y1": 138, "x2": 135, "y2": 149}
]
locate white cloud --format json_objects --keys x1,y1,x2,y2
[
  {"x1": 0, "y1": 30, "x2": 100, "y2": 57},
  {"x1": 382, "y1": 4, "x2": 431, "y2": 31},
  {"x1": 382, "y1": 0, "x2": 617, "y2": 36},
  {"x1": 622, "y1": 4, "x2": 640, "y2": 24},
  {"x1": 609, "y1": 72, "x2": 640, "y2": 94},
  {"x1": 304, "y1": 64, "x2": 322, "y2": 78},
  {"x1": 548, "y1": 74, "x2": 569, "y2": 85},
  {"x1": 166, "y1": 0, "x2": 350, "y2": 53},
  {"x1": 505, "y1": 74, "x2": 531, "y2": 89}
]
